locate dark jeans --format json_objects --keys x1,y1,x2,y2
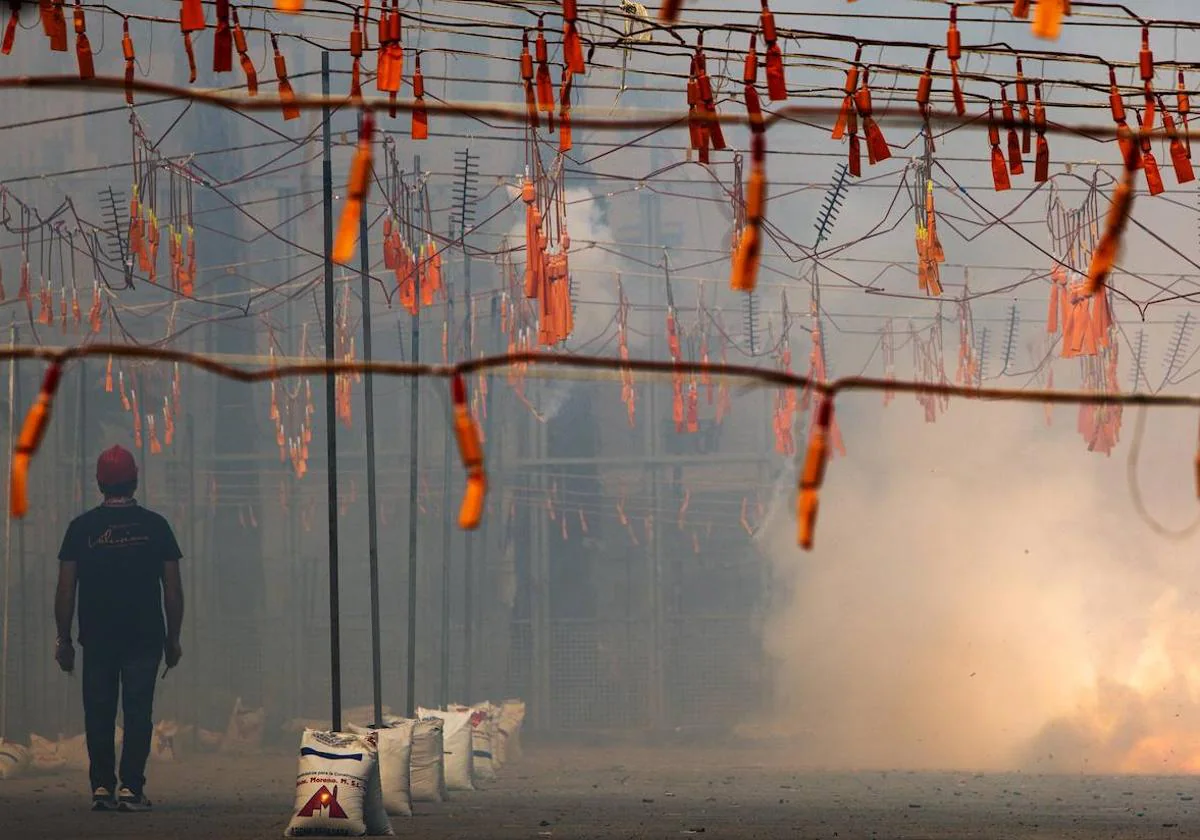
[{"x1": 81, "y1": 644, "x2": 162, "y2": 795}]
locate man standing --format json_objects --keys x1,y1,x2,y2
[{"x1": 53, "y1": 445, "x2": 185, "y2": 812}]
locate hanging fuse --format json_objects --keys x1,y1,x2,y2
[
  {"x1": 1108, "y1": 67, "x2": 1139, "y2": 168},
  {"x1": 988, "y1": 103, "x2": 1011, "y2": 191},
  {"x1": 1159, "y1": 96, "x2": 1194, "y2": 185},
  {"x1": 180, "y1": 0, "x2": 205, "y2": 32},
  {"x1": 1032, "y1": 0, "x2": 1065, "y2": 40},
  {"x1": 1001, "y1": 85, "x2": 1023, "y2": 176},
  {"x1": 916, "y1": 49, "x2": 935, "y2": 118},
  {"x1": 1016, "y1": 58, "x2": 1031, "y2": 154},
  {"x1": 1135, "y1": 110, "x2": 1165, "y2": 196},
  {"x1": 182, "y1": 31, "x2": 197, "y2": 84},
  {"x1": 73, "y1": 0, "x2": 94, "y2": 80},
  {"x1": 232, "y1": 7, "x2": 257, "y2": 95},
  {"x1": 1139, "y1": 26, "x2": 1154, "y2": 83},
  {"x1": 272, "y1": 35, "x2": 300, "y2": 120},
  {"x1": 831, "y1": 45, "x2": 861, "y2": 139},
  {"x1": 451, "y1": 374, "x2": 487, "y2": 529},
  {"x1": 731, "y1": 131, "x2": 766, "y2": 293},
  {"x1": 1033, "y1": 82, "x2": 1050, "y2": 182},
  {"x1": 334, "y1": 112, "x2": 373, "y2": 263},
  {"x1": 854, "y1": 68, "x2": 891, "y2": 165},
  {"x1": 10, "y1": 361, "x2": 63, "y2": 518},
  {"x1": 520, "y1": 30, "x2": 538, "y2": 129},
  {"x1": 213, "y1": 0, "x2": 232, "y2": 73},
  {"x1": 349, "y1": 10, "x2": 363, "y2": 102},
  {"x1": 122, "y1": 19, "x2": 135, "y2": 104},
  {"x1": 561, "y1": 0, "x2": 584, "y2": 75},
  {"x1": 559, "y1": 66, "x2": 573, "y2": 152},
  {"x1": 1178, "y1": 71, "x2": 1191, "y2": 160},
  {"x1": 535, "y1": 16, "x2": 554, "y2": 113},
  {"x1": 385, "y1": 0, "x2": 403, "y2": 92},
  {"x1": 2, "y1": 0, "x2": 18, "y2": 55},
  {"x1": 947, "y1": 5, "x2": 966, "y2": 116},
  {"x1": 760, "y1": 0, "x2": 786, "y2": 101},
  {"x1": 412, "y1": 54, "x2": 428, "y2": 139},
  {"x1": 797, "y1": 395, "x2": 834, "y2": 550},
  {"x1": 1085, "y1": 147, "x2": 1138, "y2": 297}
]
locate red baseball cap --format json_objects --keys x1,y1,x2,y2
[{"x1": 96, "y1": 445, "x2": 138, "y2": 486}]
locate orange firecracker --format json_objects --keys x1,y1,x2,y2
[
  {"x1": 232, "y1": 7, "x2": 257, "y2": 95},
  {"x1": 9, "y1": 362, "x2": 63, "y2": 518}
]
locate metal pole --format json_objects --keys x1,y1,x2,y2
[
  {"x1": 461, "y1": 218, "x2": 475, "y2": 707},
  {"x1": 76, "y1": 359, "x2": 86, "y2": 510},
  {"x1": 186, "y1": 412, "x2": 198, "y2": 751},
  {"x1": 359, "y1": 140, "x2": 385, "y2": 728},
  {"x1": 647, "y1": 283, "x2": 664, "y2": 733},
  {"x1": 14, "y1": 333, "x2": 27, "y2": 735},
  {"x1": 138, "y1": 369, "x2": 148, "y2": 504},
  {"x1": 321, "y1": 50, "x2": 343, "y2": 733},
  {"x1": 1, "y1": 325, "x2": 15, "y2": 740},
  {"x1": 439, "y1": 283, "x2": 454, "y2": 709},
  {"x1": 405, "y1": 155, "x2": 422, "y2": 718}
]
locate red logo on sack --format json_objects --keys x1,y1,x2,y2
[
  {"x1": 297, "y1": 784, "x2": 348, "y2": 819},
  {"x1": 469, "y1": 710, "x2": 488, "y2": 728}
]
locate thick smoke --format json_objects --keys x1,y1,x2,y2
[{"x1": 750, "y1": 397, "x2": 1200, "y2": 773}]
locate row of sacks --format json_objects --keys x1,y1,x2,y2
[
  {"x1": 0, "y1": 697, "x2": 271, "y2": 781},
  {"x1": 1, "y1": 731, "x2": 129, "y2": 779},
  {"x1": 284, "y1": 699, "x2": 526, "y2": 838}
]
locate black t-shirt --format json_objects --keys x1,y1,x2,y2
[{"x1": 58, "y1": 500, "x2": 183, "y2": 651}]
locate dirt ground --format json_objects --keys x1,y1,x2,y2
[{"x1": 3, "y1": 742, "x2": 1200, "y2": 839}]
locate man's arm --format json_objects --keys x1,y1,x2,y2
[
  {"x1": 162, "y1": 559, "x2": 184, "y2": 664},
  {"x1": 55, "y1": 561, "x2": 77, "y2": 643},
  {"x1": 54, "y1": 561, "x2": 77, "y2": 673}
]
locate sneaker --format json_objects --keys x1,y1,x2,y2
[
  {"x1": 91, "y1": 786, "x2": 118, "y2": 811},
  {"x1": 117, "y1": 786, "x2": 152, "y2": 812}
]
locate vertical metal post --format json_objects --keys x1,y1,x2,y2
[
  {"x1": 359, "y1": 142, "x2": 384, "y2": 728},
  {"x1": 461, "y1": 228, "x2": 475, "y2": 706},
  {"x1": 439, "y1": 285, "x2": 454, "y2": 709},
  {"x1": 453, "y1": 148, "x2": 479, "y2": 704},
  {"x1": 14, "y1": 332, "x2": 27, "y2": 735},
  {"x1": 0, "y1": 325, "x2": 15, "y2": 740},
  {"x1": 186, "y1": 412, "x2": 198, "y2": 751},
  {"x1": 405, "y1": 155, "x2": 422, "y2": 718},
  {"x1": 137, "y1": 369, "x2": 148, "y2": 504},
  {"x1": 76, "y1": 360, "x2": 86, "y2": 510},
  {"x1": 321, "y1": 50, "x2": 343, "y2": 733},
  {"x1": 646, "y1": 283, "x2": 664, "y2": 733},
  {"x1": 531, "y1": 416, "x2": 551, "y2": 730}
]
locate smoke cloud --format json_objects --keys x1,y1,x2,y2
[{"x1": 750, "y1": 396, "x2": 1200, "y2": 773}]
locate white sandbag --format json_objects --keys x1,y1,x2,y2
[
  {"x1": 284, "y1": 729, "x2": 393, "y2": 838},
  {"x1": 488, "y1": 707, "x2": 502, "y2": 768},
  {"x1": 30, "y1": 734, "x2": 65, "y2": 773},
  {"x1": 0, "y1": 740, "x2": 31, "y2": 780},
  {"x1": 406, "y1": 718, "x2": 446, "y2": 803},
  {"x1": 479, "y1": 703, "x2": 503, "y2": 771},
  {"x1": 59, "y1": 733, "x2": 89, "y2": 771},
  {"x1": 416, "y1": 707, "x2": 474, "y2": 791},
  {"x1": 467, "y1": 708, "x2": 495, "y2": 783},
  {"x1": 151, "y1": 720, "x2": 194, "y2": 762},
  {"x1": 349, "y1": 720, "x2": 414, "y2": 817},
  {"x1": 197, "y1": 728, "x2": 224, "y2": 751},
  {"x1": 499, "y1": 699, "x2": 526, "y2": 762},
  {"x1": 222, "y1": 696, "x2": 265, "y2": 754}
]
